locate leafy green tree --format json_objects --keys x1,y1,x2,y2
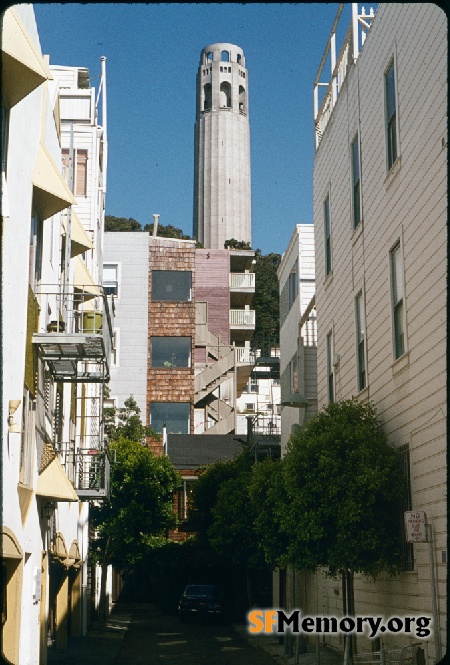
[
  {"x1": 248, "y1": 458, "x2": 289, "y2": 568},
  {"x1": 253, "y1": 250, "x2": 281, "y2": 340},
  {"x1": 104, "y1": 395, "x2": 154, "y2": 443},
  {"x1": 224, "y1": 238, "x2": 252, "y2": 250},
  {"x1": 92, "y1": 397, "x2": 182, "y2": 626},
  {"x1": 105, "y1": 215, "x2": 142, "y2": 231},
  {"x1": 283, "y1": 399, "x2": 404, "y2": 657}
]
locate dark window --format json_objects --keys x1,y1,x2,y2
[
  {"x1": 152, "y1": 270, "x2": 192, "y2": 302},
  {"x1": 390, "y1": 242, "x2": 405, "y2": 359},
  {"x1": 203, "y1": 83, "x2": 212, "y2": 110},
  {"x1": 150, "y1": 402, "x2": 190, "y2": 434},
  {"x1": 288, "y1": 259, "x2": 298, "y2": 309},
  {"x1": 327, "y1": 331, "x2": 334, "y2": 403},
  {"x1": 355, "y1": 292, "x2": 366, "y2": 391},
  {"x1": 385, "y1": 59, "x2": 398, "y2": 170},
  {"x1": 151, "y1": 337, "x2": 191, "y2": 368},
  {"x1": 324, "y1": 195, "x2": 332, "y2": 275},
  {"x1": 351, "y1": 133, "x2": 361, "y2": 228}
]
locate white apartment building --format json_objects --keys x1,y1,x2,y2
[
  {"x1": 311, "y1": 4, "x2": 446, "y2": 662},
  {"x1": 278, "y1": 224, "x2": 316, "y2": 455},
  {"x1": 1, "y1": 6, "x2": 112, "y2": 662}
]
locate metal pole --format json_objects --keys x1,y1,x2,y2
[{"x1": 427, "y1": 522, "x2": 442, "y2": 662}]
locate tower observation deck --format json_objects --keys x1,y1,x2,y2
[{"x1": 193, "y1": 43, "x2": 252, "y2": 250}]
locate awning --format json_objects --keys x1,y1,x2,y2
[
  {"x1": 62, "y1": 211, "x2": 94, "y2": 257},
  {"x1": 36, "y1": 456, "x2": 79, "y2": 502},
  {"x1": 1, "y1": 7, "x2": 53, "y2": 108},
  {"x1": 1, "y1": 527, "x2": 23, "y2": 560},
  {"x1": 32, "y1": 143, "x2": 76, "y2": 220},
  {"x1": 281, "y1": 393, "x2": 309, "y2": 408},
  {"x1": 74, "y1": 256, "x2": 101, "y2": 298}
]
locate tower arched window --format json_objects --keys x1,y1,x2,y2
[
  {"x1": 221, "y1": 50, "x2": 230, "y2": 62},
  {"x1": 203, "y1": 83, "x2": 212, "y2": 111},
  {"x1": 237, "y1": 54, "x2": 242, "y2": 64},
  {"x1": 239, "y1": 86, "x2": 246, "y2": 114},
  {"x1": 220, "y1": 82, "x2": 231, "y2": 108},
  {"x1": 206, "y1": 52, "x2": 213, "y2": 62}
]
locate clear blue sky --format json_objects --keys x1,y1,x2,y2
[{"x1": 34, "y1": 3, "x2": 355, "y2": 255}]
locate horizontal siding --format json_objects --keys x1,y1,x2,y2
[{"x1": 313, "y1": 3, "x2": 446, "y2": 656}]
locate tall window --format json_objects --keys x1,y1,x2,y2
[
  {"x1": 152, "y1": 270, "x2": 192, "y2": 302},
  {"x1": 326, "y1": 331, "x2": 334, "y2": 402},
  {"x1": 103, "y1": 264, "x2": 119, "y2": 296},
  {"x1": 62, "y1": 148, "x2": 88, "y2": 196},
  {"x1": 390, "y1": 242, "x2": 405, "y2": 359},
  {"x1": 203, "y1": 83, "x2": 212, "y2": 111},
  {"x1": 20, "y1": 390, "x2": 35, "y2": 486},
  {"x1": 29, "y1": 209, "x2": 43, "y2": 289},
  {"x1": 351, "y1": 133, "x2": 361, "y2": 228},
  {"x1": 150, "y1": 402, "x2": 190, "y2": 434},
  {"x1": 324, "y1": 194, "x2": 332, "y2": 276},
  {"x1": 151, "y1": 337, "x2": 191, "y2": 368},
  {"x1": 288, "y1": 259, "x2": 298, "y2": 309},
  {"x1": 220, "y1": 82, "x2": 231, "y2": 108},
  {"x1": 355, "y1": 292, "x2": 366, "y2": 391},
  {"x1": 385, "y1": 59, "x2": 398, "y2": 170}
]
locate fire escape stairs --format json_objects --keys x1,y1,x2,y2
[{"x1": 194, "y1": 346, "x2": 235, "y2": 401}]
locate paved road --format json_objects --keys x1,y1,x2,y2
[{"x1": 115, "y1": 605, "x2": 278, "y2": 665}]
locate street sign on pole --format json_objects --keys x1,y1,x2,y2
[{"x1": 404, "y1": 511, "x2": 427, "y2": 543}]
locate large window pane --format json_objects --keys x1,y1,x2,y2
[
  {"x1": 151, "y1": 337, "x2": 191, "y2": 367},
  {"x1": 152, "y1": 270, "x2": 192, "y2": 301},
  {"x1": 150, "y1": 402, "x2": 190, "y2": 434}
]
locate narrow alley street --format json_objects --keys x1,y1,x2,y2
[{"x1": 115, "y1": 604, "x2": 278, "y2": 665}]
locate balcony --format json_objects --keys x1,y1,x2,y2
[
  {"x1": 314, "y1": 4, "x2": 375, "y2": 149},
  {"x1": 230, "y1": 272, "x2": 255, "y2": 308},
  {"x1": 57, "y1": 441, "x2": 110, "y2": 500},
  {"x1": 230, "y1": 309, "x2": 255, "y2": 344},
  {"x1": 33, "y1": 286, "x2": 114, "y2": 383}
]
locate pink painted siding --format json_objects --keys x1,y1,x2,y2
[{"x1": 195, "y1": 249, "x2": 230, "y2": 345}]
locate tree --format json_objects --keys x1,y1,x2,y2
[
  {"x1": 282, "y1": 400, "x2": 404, "y2": 660},
  {"x1": 91, "y1": 398, "x2": 182, "y2": 627},
  {"x1": 248, "y1": 458, "x2": 289, "y2": 568},
  {"x1": 224, "y1": 238, "x2": 252, "y2": 250},
  {"x1": 105, "y1": 215, "x2": 142, "y2": 231},
  {"x1": 104, "y1": 395, "x2": 153, "y2": 443},
  {"x1": 252, "y1": 250, "x2": 281, "y2": 341}
]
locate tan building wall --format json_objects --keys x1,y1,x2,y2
[{"x1": 313, "y1": 3, "x2": 446, "y2": 660}]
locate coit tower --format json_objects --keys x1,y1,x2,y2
[{"x1": 193, "y1": 43, "x2": 252, "y2": 249}]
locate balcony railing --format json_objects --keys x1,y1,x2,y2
[
  {"x1": 314, "y1": 4, "x2": 375, "y2": 149},
  {"x1": 230, "y1": 273, "x2": 255, "y2": 289},
  {"x1": 230, "y1": 310, "x2": 255, "y2": 327},
  {"x1": 33, "y1": 286, "x2": 114, "y2": 382},
  {"x1": 57, "y1": 440, "x2": 110, "y2": 500},
  {"x1": 235, "y1": 347, "x2": 254, "y2": 364}
]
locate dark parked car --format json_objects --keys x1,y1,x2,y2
[{"x1": 178, "y1": 584, "x2": 225, "y2": 622}]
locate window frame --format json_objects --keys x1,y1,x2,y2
[
  {"x1": 351, "y1": 132, "x2": 361, "y2": 229},
  {"x1": 390, "y1": 241, "x2": 406, "y2": 359},
  {"x1": 398, "y1": 444, "x2": 414, "y2": 571},
  {"x1": 150, "y1": 336, "x2": 192, "y2": 368},
  {"x1": 324, "y1": 193, "x2": 332, "y2": 277},
  {"x1": 355, "y1": 291, "x2": 366, "y2": 392},
  {"x1": 19, "y1": 389, "x2": 35, "y2": 487},
  {"x1": 326, "y1": 330, "x2": 334, "y2": 403},
  {"x1": 288, "y1": 259, "x2": 298, "y2": 309},
  {"x1": 62, "y1": 148, "x2": 88, "y2": 197},
  {"x1": 290, "y1": 353, "x2": 298, "y2": 394},
  {"x1": 149, "y1": 402, "x2": 191, "y2": 435},
  {"x1": 385, "y1": 57, "x2": 399, "y2": 171},
  {"x1": 151, "y1": 270, "x2": 192, "y2": 302},
  {"x1": 103, "y1": 263, "x2": 120, "y2": 297}
]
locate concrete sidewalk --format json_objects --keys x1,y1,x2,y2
[
  {"x1": 233, "y1": 622, "x2": 344, "y2": 665},
  {"x1": 46, "y1": 603, "x2": 136, "y2": 665}
]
